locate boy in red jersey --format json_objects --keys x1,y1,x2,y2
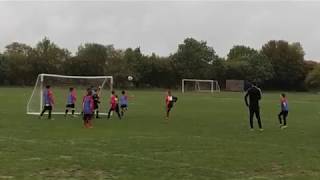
[
  {"x1": 40, "y1": 85, "x2": 55, "y2": 119},
  {"x1": 165, "y1": 90, "x2": 177, "y2": 120},
  {"x1": 107, "y1": 91, "x2": 121, "y2": 119},
  {"x1": 82, "y1": 88, "x2": 94, "y2": 128}
]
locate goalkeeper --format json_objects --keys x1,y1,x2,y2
[{"x1": 92, "y1": 87, "x2": 101, "y2": 118}]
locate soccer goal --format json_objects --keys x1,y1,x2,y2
[
  {"x1": 27, "y1": 73, "x2": 113, "y2": 115},
  {"x1": 181, "y1": 79, "x2": 220, "y2": 93}
]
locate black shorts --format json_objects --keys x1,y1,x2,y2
[
  {"x1": 43, "y1": 105, "x2": 52, "y2": 111},
  {"x1": 83, "y1": 114, "x2": 93, "y2": 120},
  {"x1": 109, "y1": 105, "x2": 120, "y2": 112},
  {"x1": 279, "y1": 110, "x2": 289, "y2": 116},
  {"x1": 94, "y1": 103, "x2": 99, "y2": 110},
  {"x1": 66, "y1": 104, "x2": 75, "y2": 108},
  {"x1": 167, "y1": 103, "x2": 173, "y2": 112},
  {"x1": 120, "y1": 104, "x2": 128, "y2": 108}
]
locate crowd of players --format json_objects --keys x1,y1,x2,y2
[
  {"x1": 39, "y1": 85, "x2": 178, "y2": 128},
  {"x1": 39, "y1": 85, "x2": 130, "y2": 128},
  {"x1": 38, "y1": 83, "x2": 288, "y2": 130}
]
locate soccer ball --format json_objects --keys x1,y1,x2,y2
[{"x1": 128, "y1": 76, "x2": 133, "y2": 81}]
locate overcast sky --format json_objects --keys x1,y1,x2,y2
[{"x1": 0, "y1": 1, "x2": 320, "y2": 60}]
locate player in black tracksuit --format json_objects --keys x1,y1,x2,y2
[{"x1": 244, "y1": 83, "x2": 263, "y2": 131}]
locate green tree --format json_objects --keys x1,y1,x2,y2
[
  {"x1": 33, "y1": 37, "x2": 71, "y2": 77},
  {"x1": 246, "y1": 53, "x2": 274, "y2": 83},
  {"x1": 226, "y1": 45, "x2": 274, "y2": 84},
  {"x1": 305, "y1": 65, "x2": 320, "y2": 90},
  {"x1": 76, "y1": 43, "x2": 111, "y2": 75},
  {"x1": 4, "y1": 42, "x2": 34, "y2": 85},
  {"x1": 171, "y1": 38, "x2": 219, "y2": 80},
  {"x1": 227, "y1": 45, "x2": 257, "y2": 61},
  {"x1": 0, "y1": 53, "x2": 9, "y2": 84},
  {"x1": 261, "y1": 40, "x2": 305, "y2": 89},
  {"x1": 122, "y1": 47, "x2": 145, "y2": 87}
]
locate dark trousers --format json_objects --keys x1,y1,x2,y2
[
  {"x1": 107, "y1": 105, "x2": 121, "y2": 119},
  {"x1": 40, "y1": 105, "x2": 52, "y2": 119},
  {"x1": 278, "y1": 111, "x2": 288, "y2": 126},
  {"x1": 249, "y1": 106, "x2": 262, "y2": 129}
]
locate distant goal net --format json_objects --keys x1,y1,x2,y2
[
  {"x1": 225, "y1": 80, "x2": 244, "y2": 91},
  {"x1": 27, "y1": 74, "x2": 113, "y2": 115},
  {"x1": 182, "y1": 79, "x2": 220, "y2": 93}
]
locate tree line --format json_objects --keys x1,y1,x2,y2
[{"x1": 0, "y1": 37, "x2": 319, "y2": 90}]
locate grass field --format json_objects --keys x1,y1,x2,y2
[{"x1": 0, "y1": 87, "x2": 320, "y2": 180}]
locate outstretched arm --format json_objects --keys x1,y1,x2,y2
[{"x1": 244, "y1": 91, "x2": 249, "y2": 107}]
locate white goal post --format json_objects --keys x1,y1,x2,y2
[
  {"x1": 182, "y1": 79, "x2": 220, "y2": 93},
  {"x1": 27, "y1": 73, "x2": 113, "y2": 115}
]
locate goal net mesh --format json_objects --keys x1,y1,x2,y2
[
  {"x1": 182, "y1": 79, "x2": 220, "y2": 93},
  {"x1": 27, "y1": 74, "x2": 113, "y2": 115}
]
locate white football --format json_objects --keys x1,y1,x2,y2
[{"x1": 128, "y1": 76, "x2": 133, "y2": 81}]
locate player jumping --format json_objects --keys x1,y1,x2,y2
[
  {"x1": 107, "y1": 91, "x2": 121, "y2": 120},
  {"x1": 40, "y1": 85, "x2": 55, "y2": 120},
  {"x1": 278, "y1": 93, "x2": 289, "y2": 129},
  {"x1": 65, "y1": 87, "x2": 77, "y2": 117},
  {"x1": 120, "y1": 90, "x2": 128, "y2": 117},
  {"x1": 82, "y1": 88, "x2": 94, "y2": 128}
]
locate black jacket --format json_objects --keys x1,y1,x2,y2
[{"x1": 245, "y1": 86, "x2": 261, "y2": 108}]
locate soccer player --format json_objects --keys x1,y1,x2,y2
[
  {"x1": 119, "y1": 90, "x2": 128, "y2": 117},
  {"x1": 82, "y1": 88, "x2": 94, "y2": 128},
  {"x1": 165, "y1": 90, "x2": 177, "y2": 120},
  {"x1": 244, "y1": 82, "x2": 263, "y2": 131},
  {"x1": 278, "y1": 93, "x2": 289, "y2": 129},
  {"x1": 107, "y1": 91, "x2": 121, "y2": 119},
  {"x1": 65, "y1": 87, "x2": 77, "y2": 117},
  {"x1": 92, "y1": 87, "x2": 101, "y2": 118},
  {"x1": 40, "y1": 85, "x2": 54, "y2": 119}
]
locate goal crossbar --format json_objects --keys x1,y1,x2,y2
[
  {"x1": 39, "y1": 73, "x2": 112, "y2": 79},
  {"x1": 182, "y1": 79, "x2": 220, "y2": 93},
  {"x1": 27, "y1": 74, "x2": 113, "y2": 115}
]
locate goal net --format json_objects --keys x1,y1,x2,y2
[
  {"x1": 27, "y1": 74, "x2": 113, "y2": 115},
  {"x1": 182, "y1": 79, "x2": 220, "y2": 93},
  {"x1": 226, "y1": 80, "x2": 244, "y2": 91}
]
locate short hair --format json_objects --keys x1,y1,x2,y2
[
  {"x1": 111, "y1": 90, "x2": 115, "y2": 94},
  {"x1": 122, "y1": 90, "x2": 125, "y2": 95},
  {"x1": 69, "y1": 87, "x2": 74, "y2": 91},
  {"x1": 46, "y1": 85, "x2": 50, "y2": 89},
  {"x1": 281, "y1": 93, "x2": 286, "y2": 98},
  {"x1": 87, "y1": 88, "x2": 92, "y2": 95}
]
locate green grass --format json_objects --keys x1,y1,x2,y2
[{"x1": 0, "y1": 87, "x2": 320, "y2": 179}]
